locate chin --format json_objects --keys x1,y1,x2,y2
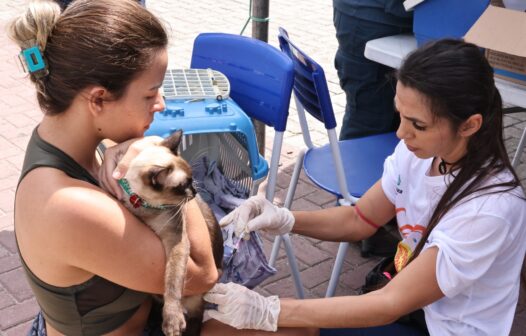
[{"x1": 413, "y1": 152, "x2": 432, "y2": 160}]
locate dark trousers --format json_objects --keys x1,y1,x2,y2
[{"x1": 333, "y1": 9, "x2": 411, "y2": 140}]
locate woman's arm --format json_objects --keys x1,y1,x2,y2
[
  {"x1": 292, "y1": 180, "x2": 396, "y2": 242},
  {"x1": 31, "y1": 172, "x2": 217, "y2": 296},
  {"x1": 183, "y1": 198, "x2": 220, "y2": 295},
  {"x1": 279, "y1": 247, "x2": 443, "y2": 328},
  {"x1": 204, "y1": 247, "x2": 443, "y2": 330}
]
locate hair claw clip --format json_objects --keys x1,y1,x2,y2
[{"x1": 18, "y1": 46, "x2": 48, "y2": 78}]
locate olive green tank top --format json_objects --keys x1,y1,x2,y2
[{"x1": 16, "y1": 127, "x2": 150, "y2": 336}]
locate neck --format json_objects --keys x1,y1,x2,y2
[
  {"x1": 38, "y1": 111, "x2": 102, "y2": 177},
  {"x1": 431, "y1": 140, "x2": 468, "y2": 176}
]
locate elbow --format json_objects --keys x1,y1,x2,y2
[
  {"x1": 202, "y1": 267, "x2": 219, "y2": 291},
  {"x1": 183, "y1": 267, "x2": 218, "y2": 296},
  {"x1": 195, "y1": 265, "x2": 219, "y2": 293},
  {"x1": 373, "y1": 289, "x2": 410, "y2": 325}
]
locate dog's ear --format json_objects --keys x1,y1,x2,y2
[{"x1": 161, "y1": 129, "x2": 183, "y2": 155}]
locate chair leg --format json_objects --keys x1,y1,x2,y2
[
  {"x1": 269, "y1": 235, "x2": 282, "y2": 266},
  {"x1": 282, "y1": 234, "x2": 305, "y2": 299},
  {"x1": 325, "y1": 242, "x2": 349, "y2": 297},
  {"x1": 269, "y1": 234, "x2": 305, "y2": 299},
  {"x1": 512, "y1": 126, "x2": 526, "y2": 169},
  {"x1": 269, "y1": 149, "x2": 306, "y2": 298}
]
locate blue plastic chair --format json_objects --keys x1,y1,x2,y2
[
  {"x1": 191, "y1": 33, "x2": 306, "y2": 298},
  {"x1": 276, "y1": 27, "x2": 400, "y2": 297}
]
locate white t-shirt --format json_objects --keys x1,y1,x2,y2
[{"x1": 381, "y1": 141, "x2": 526, "y2": 336}]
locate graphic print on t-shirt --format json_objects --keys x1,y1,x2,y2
[{"x1": 394, "y1": 207, "x2": 425, "y2": 272}]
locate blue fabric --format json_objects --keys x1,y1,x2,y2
[
  {"x1": 320, "y1": 323, "x2": 427, "y2": 336},
  {"x1": 219, "y1": 230, "x2": 277, "y2": 289},
  {"x1": 333, "y1": 0, "x2": 412, "y2": 27},
  {"x1": 27, "y1": 312, "x2": 46, "y2": 336},
  {"x1": 333, "y1": 9, "x2": 411, "y2": 140}
]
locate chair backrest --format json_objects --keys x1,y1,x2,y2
[
  {"x1": 278, "y1": 27, "x2": 358, "y2": 204},
  {"x1": 191, "y1": 33, "x2": 294, "y2": 132},
  {"x1": 277, "y1": 27, "x2": 337, "y2": 131},
  {"x1": 190, "y1": 33, "x2": 294, "y2": 200}
]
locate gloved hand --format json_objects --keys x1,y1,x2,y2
[
  {"x1": 219, "y1": 195, "x2": 295, "y2": 238},
  {"x1": 203, "y1": 282, "x2": 280, "y2": 331}
]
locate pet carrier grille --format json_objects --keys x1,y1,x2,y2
[{"x1": 162, "y1": 68, "x2": 230, "y2": 101}]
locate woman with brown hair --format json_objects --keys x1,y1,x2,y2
[{"x1": 10, "y1": 1, "x2": 218, "y2": 335}]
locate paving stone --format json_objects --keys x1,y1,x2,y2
[
  {"x1": 310, "y1": 279, "x2": 356, "y2": 298},
  {"x1": 0, "y1": 138, "x2": 21, "y2": 161},
  {"x1": 0, "y1": 288, "x2": 15, "y2": 310},
  {"x1": 288, "y1": 197, "x2": 323, "y2": 212},
  {"x1": 0, "y1": 255, "x2": 21, "y2": 274},
  {"x1": 0, "y1": 190, "x2": 14, "y2": 214},
  {"x1": 0, "y1": 216, "x2": 13, "y2": 232},
  {"x1": 0, "y1": 298, "x2": 38, "y2": 330},
  {"x1": 259, "y1": 257, "x2": 309, "y2": 287},
  {"x1": 0, "y1": 231, "x2": 16, "y2": 254},
  {"x1": 0, "y1": 245, "x2": 8, "y2": 259},
  {"x1": 339, "y1": 258, "x2": 383, "y2": 291},
  {"x1": 289, "y1": 235, "x2": 331, "y2": 266},
  {"x1": 4, "y1": 319, "x2": 33, "y2": 336},
  {"x1": 263, "y1": 275, "x2": 312, "y2": 299},
  {"x1": 0, "y1": 268, "x2": 33, "y2": 302},
  {"x1": 274, "y1": 180, "x2": 319, "y2": 204},
  {"x1": 300, "y1": 258, "x2": 352, "y2": 289},
  {"x1": 0, "y1": 178, "x2": 18, "y2": 194},
  {"x1": 260, "y1": 233, "x2": 286, "y2": 261},
  {"x1": 304, "y1": 189, "x2": 338, "y2": 207},
  {"x1": 6, "y1": 153, "x2": 25, "y2": 172},
  {"x1": 0, "y1": 161, "x2": 19, "y2": 181}
]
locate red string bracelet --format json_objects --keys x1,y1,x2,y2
[{"x1": 354, "y1": 205, "x2": 380, "y2": 229}]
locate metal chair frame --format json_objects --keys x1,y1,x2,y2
[
  {"x1": 274, "y1": 27, "x2": 399, "y2": 297},
  {"x1": 191, "y1": 32, "x2": 306, "y2": 298}
]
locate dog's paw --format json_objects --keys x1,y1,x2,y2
[{"x1": 162, "y1": 301, "x2": 186, "y2": 336}]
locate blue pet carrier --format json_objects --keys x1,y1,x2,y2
[{"x1": 146, "y1": 68, "x2": 268, "y2": 198}]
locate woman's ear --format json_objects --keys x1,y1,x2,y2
[
  {"x1": 459, "y1": 114, "x2": 483, "y2": 138},
  {"x1": 86, "y1": 87, "x2": 108, "y2": 116}
]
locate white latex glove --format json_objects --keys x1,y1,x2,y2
[
  {"x1": 203, "y1": 283, "x2": 280, "y2": 331},
  {"x1": 219, "y1": 195, "x2": 294, "y2": 238},
  {"x1": 98, "y1": 136, "x2": 162, "y2": 200}
]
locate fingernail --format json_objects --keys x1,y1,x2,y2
[{"x1": 112, "y1": 170, "x2": 122, "y2": 179}]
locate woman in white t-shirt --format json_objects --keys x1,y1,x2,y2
[{"x1": 199, "y1": 39, "x2": 526, "y2": 336}]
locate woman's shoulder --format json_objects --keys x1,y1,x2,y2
[
  {"x1": 16, "y1": 166, "x2": 126, "y2": 244},
  {"x1": 450, "y1": 175, "x2": 525, "y2": 225}
]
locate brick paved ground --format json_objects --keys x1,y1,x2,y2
[{"x1": 0, "y1": 0, "x2": 525, "y2": 335}]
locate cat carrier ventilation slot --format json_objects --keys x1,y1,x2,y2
[{"x1": 162, "y1": 68, "x2": 230, "y2": 101}]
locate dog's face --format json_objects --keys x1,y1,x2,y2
[{"x1": 122, "y1": 130, "x2": 196, "y2": 210}]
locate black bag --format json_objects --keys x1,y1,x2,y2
[{"x1": 359, "y1": 257, "x2": 429, "y2": 335}]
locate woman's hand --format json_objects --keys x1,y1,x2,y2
[
  {"x1": 203, "y1": 283, "x2": 280, "y2": 331},
  {"x1": 219, "y1": 196, "x2": 295, "y2": 238},
  {"x1": 98, "y1": 136, "x2": 163, "y2": 199}
]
